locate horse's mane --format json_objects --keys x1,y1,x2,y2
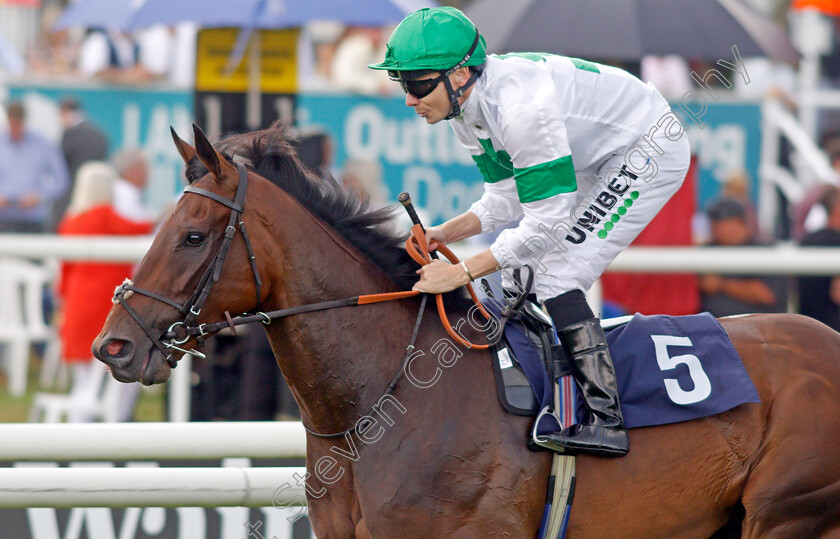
[{"x1": 185, "y1": 123, "x2": 421, "y2": 290}]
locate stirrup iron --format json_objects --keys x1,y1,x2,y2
[{"x1": 531, "y1": 405, "x2": 565, "y2": 452}]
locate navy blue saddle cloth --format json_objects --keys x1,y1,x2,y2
[{"x1": 489, "y1": 305, "x2": 760, "y2": 429}]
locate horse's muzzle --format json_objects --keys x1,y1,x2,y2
[{"x1": 93, "y1": 336, "x2": 135, "y2": 371}]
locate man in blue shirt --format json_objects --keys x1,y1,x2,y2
[{"x1": 0, "y1": 101, "x2": 70, "y2": 233}]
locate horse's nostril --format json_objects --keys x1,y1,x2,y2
[
  {"x1": 96, "y1": 338, "x2": 135, "y2": 370},
  {"x1": 106, "y1": 339, "x2": 128, "y2": 357}
]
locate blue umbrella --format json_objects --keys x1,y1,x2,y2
[
  {"x1": 129, "y1": 0, "x2": 435, "y2": 29},
  {"x1": 53, "y1": 0, "x2": 142, "y2": 30}
]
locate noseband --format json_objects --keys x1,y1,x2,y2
[{"x1": 112, "y1": 163, "x2": 262, "y2": 366}]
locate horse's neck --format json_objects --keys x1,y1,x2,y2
[{"x1": 261, "y1": 196, "x2": 423, "y2": 433}]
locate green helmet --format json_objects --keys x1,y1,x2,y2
[{"x1": 369, "y1": 7, "x2": 486, "y2": 73}]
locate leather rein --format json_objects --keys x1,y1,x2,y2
[{"x1": 112, "y1": 164, "x2": 492, "y2": 373}]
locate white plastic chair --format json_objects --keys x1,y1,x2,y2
[
  {"x1": 29, "y1": 366, "x2": 125, "y2": 423},
  {"x1": 0, "y1": 257, "x2": 61, "y2": 397}
]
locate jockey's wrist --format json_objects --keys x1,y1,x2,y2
[
  {"x1": 429, "y1": 225, "x2": 447, "y2": 244},
  {"x1": 460, "y1": 260, "x2": 475, "y2": 282}
]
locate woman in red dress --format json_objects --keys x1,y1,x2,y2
[{"x1": 57, "y1": 161, "x2": 152, "y2": 421}]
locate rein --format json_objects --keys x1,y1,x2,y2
[{"x1": 111, "y1": 164, "x2": 493, "y2": 436}]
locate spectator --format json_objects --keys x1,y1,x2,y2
[
  {"x1": 0, "y1": 101, "x2": 70, "y2": 233},
  {"x1": 798, "y1": 185, "x2": 840, "y2": 331},
  {"x1": 53, "y1": 98, "x2": 109, "y2": 229},
  {"x1": 77, "y1": 28, "x2": 137, "y2": 80},
  {"x1": 125, "y1": 24, "x2": 195, "y2": 86},
  {"x1": 692, "y1": 169, "x2": 758, "y2": 245},
  {"x1": 57, "y1": 161, "x2": 152, "y2": 422},
  {"x1": 299, "y1": 21, "x2": 343, "y2": 91},
  {"x1": 191, "y1": 326, "x2": 301, "y2": 422},
  {"x1": 798, "y1": 134, "x2": 840, "y2": 238},
  {"x1": 166, "y1": 23, "x2": 198, "y2": 88},
  {"x1": 331, "y1": 26, "x2": 392, "y2": 94},
  {"x1": 112, "y1": 148, "x2": 156, "y2": 222},
  {"x1": 25, "y1": 4, "x2": 81, "y2": 79},
  {"x1": 699, "y1": 197, "x2": 788, "y2": 317}
]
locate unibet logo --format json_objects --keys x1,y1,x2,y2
[
  {"x1": 598, "y1": 191, "x2": 640, "y2": 239},
  {"x1": 564, "y1": 164, "x2": 639, "y2": 245}
]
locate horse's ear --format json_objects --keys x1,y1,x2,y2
[
  {"x1": 170, "y1": 126, "x2": 196, "y2": 165},
  {"x1": 192, "y1": 123, "x2": 237, "y2": 185}
]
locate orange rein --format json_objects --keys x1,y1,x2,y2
[{"x1": 356, "y1": 224, "x2": 492, "y2": 350}]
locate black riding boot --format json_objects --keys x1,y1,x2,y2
[{"x1": 540, "y1": 318, "x2": 629, "y2": 457}]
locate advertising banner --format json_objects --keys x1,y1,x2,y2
[
  {"x1": 8, "y1": 83, "x2": 761, "y2": 225},
  {"x1": 0, "y1": 459, "x2": 313, "y2": 539},
  {"x1": 298, "y1": 94, "x2": 762, "y2": 224}
]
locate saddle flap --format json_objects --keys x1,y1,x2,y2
[
  {"x1": 492, "y1": 345, "x2": 541, "y2": 416},
  {"x1": 486, "y1": 298, "x2": 570, "y2": 416}
]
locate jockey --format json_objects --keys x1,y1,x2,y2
[{"x1": 370, "y1": 7, "x2": 690, "y2": 457}]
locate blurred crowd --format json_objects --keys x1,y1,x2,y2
[
  {"x1": 0, "y1": 95, "x2": 306, "y2": 423},
  {"x1": 1, "y1": 3, "x2": 403, "y2": 95}
]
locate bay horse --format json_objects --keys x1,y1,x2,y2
[{"x1": 93, "y1": 123, "x2": 840, "y2": 538}]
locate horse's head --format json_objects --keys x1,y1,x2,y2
[{"x1": 92, "y1": 125, "x2": 271, "y2": 385}]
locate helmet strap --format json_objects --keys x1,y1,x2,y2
[
  {"x1": 442, "y1": 29, "x2": 483, "y2": 120},
  {"x1": 442, "y1": 68, "x2": 482, "y2": 120}
]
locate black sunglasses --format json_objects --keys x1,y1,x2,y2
[{"x1": 398, "y1": 73, "x2": 446, "y2": 99}]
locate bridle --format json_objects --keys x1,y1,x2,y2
[
  {"x1": 110, "y1": 161, "x2": 496, "y2": 437},
  {"x1": 112, "y1": 163, "x2": 261, "y2": 366}
]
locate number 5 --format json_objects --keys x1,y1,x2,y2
[{"x1": 650, "y1": 335, "x2": 712, "y2": 405}]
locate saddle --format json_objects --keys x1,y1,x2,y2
[
  {"x1": 485, "y1": 285, "x2": 761, "y2": 431},
  {"x1": 480, "y1": 269, "x2": 574, "y2": 417},
  {"x1": 481, "y1": 279, "x2": 760, "y2": 539}
]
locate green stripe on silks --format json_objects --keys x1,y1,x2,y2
[
  {"x1": 473, "y1": 137, "x2": 514, "y2": 183},
  {"x1": 514, "y1": 155, "x2": 576, "y2": 203},
  {"x1": 569, "y1": 57, "x2": 600, "y2": 74},
  {"x1": 472, "y1": 152, "x2": 513, "y2": 183}
]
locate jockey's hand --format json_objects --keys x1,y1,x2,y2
[
  {"x1": 413, "y1": 259, "x2": 469, "y2": 294},
  {"x1": 423, "y1": 226, "x2": 446, "y2": 252}
]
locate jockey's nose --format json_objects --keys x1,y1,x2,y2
[{"x1": 93, "y1": 337, "x2": 134, "y2": 369}]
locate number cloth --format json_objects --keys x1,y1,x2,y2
[
  {"x1": 497, "y1": 311, "x2": 759, "y2": 428},
  {"x1": 605, "y1": 313, "x2": 759, "y2": 428}
]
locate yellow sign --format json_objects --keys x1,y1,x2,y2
[{"x1": 196, "y1": 28, "x2": 298, "y2": 93}]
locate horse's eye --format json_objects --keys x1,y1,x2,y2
[{"x1": 184, "y1": 232, "x2": 206, "y2": 247}]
